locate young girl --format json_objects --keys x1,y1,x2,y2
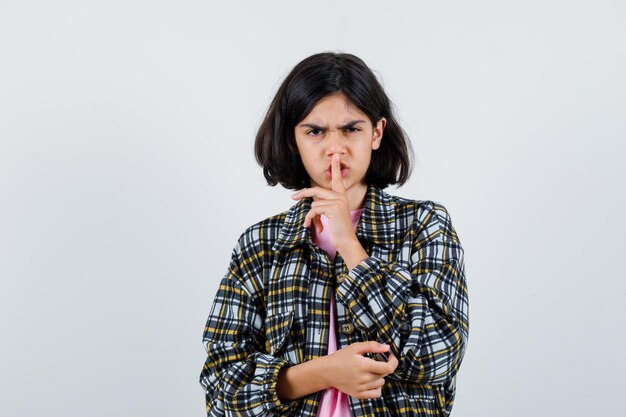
[{"x1": 199, "y1": 52, "x2": 469, "y2": 417}]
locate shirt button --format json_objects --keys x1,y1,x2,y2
[
  {"x1": 340, "y1": 321, "x2": 355, "y2": 335},
  {"x1": 336, "y1": 273, "x2": 347, "y2": 284}
]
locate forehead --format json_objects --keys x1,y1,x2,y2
[{"x1": 299, "y1": 92, "x2": 367, "y2": 123}]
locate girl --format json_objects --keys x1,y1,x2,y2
[{"x1": 199, "y1": 52, "x2": 469, "y2": 417}]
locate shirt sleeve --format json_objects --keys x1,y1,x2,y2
[
  {"x1": 199, "y1": 235, "x2": 299, "y2": 417},
  {"x1": 335, "y1": 201, "x2": 469, "y2": 385}
]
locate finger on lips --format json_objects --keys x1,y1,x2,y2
[
  {"x1": 331, "y1": 154, "x2": 345, "y2": 192},
  {"x1": 290, "y1": 155, "x2": 345, "y2": 230}
]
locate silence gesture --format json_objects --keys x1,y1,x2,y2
[{"x1": 291, "y1": 154, "x2": 358, "y2": 251}]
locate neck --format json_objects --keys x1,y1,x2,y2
[{"x1": 345, "y1": 182, "x2": 368, "y2": 211}]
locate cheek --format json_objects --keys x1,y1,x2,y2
[
  {"x1": 299, "y1": 151, "x2": 320, "y2": 166},
  {"x1": 298, "y1": 155, "x2": 318, "y2": 173},
  {"x1": 358, "y1": 149, "x2": 373, "y2": 166}
]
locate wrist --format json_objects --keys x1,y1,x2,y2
[
  {"x1": 335, "y1": 236, "x2": 360, "y2": 254},
  {"x1": 316, "y1": 354, "x2": 334, "y2": 389},
  {"x1": 276, "y1": 355, "x2": 334, "y2": 401},
  {"x1": 337, "y1": 238, "x2": 369, "y2": 271}
]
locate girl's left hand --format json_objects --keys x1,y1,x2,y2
[{"x1": 291, "y1": 154, "x2": 357, "y2": 251}]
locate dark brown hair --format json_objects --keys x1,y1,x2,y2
[{"x1": 254, "y1": 52, "x2": 414, "y2": 190}]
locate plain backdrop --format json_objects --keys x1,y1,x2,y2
[{"x1": 1, "y1": 1, "x2": 625, "y2": 416}]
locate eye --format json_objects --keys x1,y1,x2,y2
[
  {"x1": 306, "y1": 128, "x2": 323, "y2": 137},
  {"x1": 345, "y1": 126, "x2": 361, "y2": 133}
]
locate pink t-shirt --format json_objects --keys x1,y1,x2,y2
[{"x1": 311, "y1": 208, "x2": 364, "y2": 417}]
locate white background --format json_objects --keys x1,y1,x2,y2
[{"x1": 1, "y1": 1, "x2": 625, "y2": 416}]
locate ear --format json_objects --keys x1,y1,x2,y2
[{"x1": 372, "y1": 117, "x2": 386, "y2": 150}]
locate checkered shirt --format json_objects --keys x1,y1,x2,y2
[{"x1": 199, "y1": 184, "x2": 469, "y2": 417}]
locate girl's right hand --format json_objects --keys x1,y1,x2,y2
[{"x1": 324, "y1": 341, "x2": 399, "y2": 399}]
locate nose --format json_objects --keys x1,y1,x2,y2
[{"x1": 324, "y1": 129, "x2": 347, "y2": 153}]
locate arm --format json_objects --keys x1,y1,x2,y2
[
  {"x1": 276, "y1": 355, "x2": 331, "y2": 400},
  {"x1": 276, "y1": 340, "x2": 396, "y2": 401},
  {"x1": 199, "y1": 236, "x2": 298, "y2": 417},
  {"x1": 335, "y1": 201, "x2": 469, "y2": 385}
]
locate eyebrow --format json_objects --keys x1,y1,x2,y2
[{"x1": 298, "y1": 120, "x2": 367, "y2": 130}]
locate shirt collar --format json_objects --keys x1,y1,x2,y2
[{"x1": 272, "y1": 183, "x2": 396, "y2": 253}]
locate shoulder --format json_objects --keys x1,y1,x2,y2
[
  {"x1": 382, "y1": 189, "x2": 460, "y2": 245},
  {"x1": 383, "y1": 188, "x2": 453, "y2": 223},
  {"x1": 223, "y1": 210, "x2": 289, "y2": 299},
  {"x1": 231, "y1": 209, "x2": 289, "y2": 258}
]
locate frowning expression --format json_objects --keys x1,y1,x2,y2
[{"x1": 294, "y1": 92, "x2": 386, "y2": 193}]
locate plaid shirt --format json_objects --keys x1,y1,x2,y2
[{"x1": 200, "y1": 184, "x2": 469, "y2": 417}]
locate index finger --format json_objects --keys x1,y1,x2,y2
[{"x1": 331, "y1": 153, "x2": 346, "y2": 194}]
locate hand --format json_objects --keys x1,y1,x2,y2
[
  {"x1": 323, "y1": 341, "x2": 399, "y2": 399},
  {"x1": 291, "y1": 154, "x2": 358, "y2": 251}
]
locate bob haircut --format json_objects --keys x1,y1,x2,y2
[{"x1": 254, "y1": 51, "x2": 414, "y2": 191}]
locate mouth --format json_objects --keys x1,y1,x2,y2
[
  {"x1": 325, "y1": 164, "x2": 349, "y2": 179},
  {"x1": 326, "y1": 162, "x2": 349, "y2": 172}
]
